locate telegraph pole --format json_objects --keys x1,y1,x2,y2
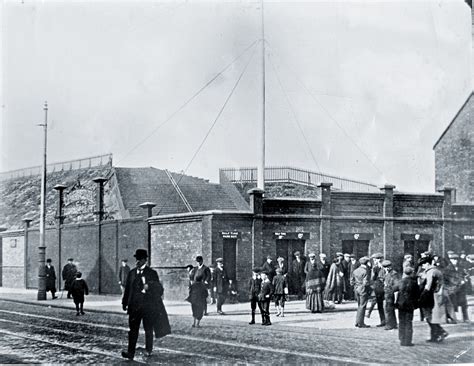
[
  {"x1": 257, "y1": 0, "x2": 266, "y2": 191},
  {"x1": 37, "y1": 101, "x2": 48, "y2": 300}
]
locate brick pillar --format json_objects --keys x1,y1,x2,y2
[
  {"x1": 318, "y1": 183, "x2": 332, "y2": 256},
  {"x1": 439, "y1": 187, "x2": 454, "y2": 255},
  {"x1": 381, "y1": 184, "x2": 395, "y2": 260},
  {"x1": 248, "y1": 188, "x2": 264, "y2": 268}
]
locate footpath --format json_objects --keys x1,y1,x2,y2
[{"x1": 1, "y1": 287, "x2": 473, "y2": 330}]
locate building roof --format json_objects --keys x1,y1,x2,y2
[
  {"x1": 113, "y1": 167, "x2": 249, "y2": 217},
  {"x1": 433, "y1": 92, "x2": 473, "y2": 149}
]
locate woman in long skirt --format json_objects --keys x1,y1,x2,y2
[{"x1": 305, "y1": 255, "x2": 326, "y2": 313}]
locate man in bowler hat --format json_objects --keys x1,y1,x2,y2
[
  {"x1": 121, "y1": 249, "x2": 171, "y2": 360},
  {"x1": 45, "y1": 258, "x2": 58, "y2": 299},
  {"x1": 212, "y1": 258, "x2": 229, "y2": 315}
]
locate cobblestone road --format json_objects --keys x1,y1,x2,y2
[{"x1": 0, "y1": 299, "x2": 472, "y2": 364}]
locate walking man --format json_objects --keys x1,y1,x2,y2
[
  {"x1": 121, "y1": 249, "x2": 171, "y2": 360},
  {"x1": 212, "y1": 258, "x2": 229, "y2": 315},
  {"x1": 118, "y1": 259, "x2": 130, "y2": 294},
  {"x1": 62, "y1": 258, "x2": 77, "y2": 299},
  {"x1": 351, "y1": 256, "x2": 371, "y2": 328},
  {"x1": 45, "y1": 258, "x2": 58, "y2": 299},
  {"x1": 369, "y1": 252, "x2": 386, "y2": 326},
  {"x1": 382, "y1": 260, "x2": 400, "y2": 330}
]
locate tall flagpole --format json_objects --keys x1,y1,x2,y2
[
  {"x1": 257, "y1": 0, "x2": 265, "y2": 190},
  {"x1": 37, "y1": 101, "x2": 48, "y2": 300}
]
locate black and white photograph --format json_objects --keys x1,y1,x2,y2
[{"x1": 0, "y1": 0, "x2": 473, "y2": 364}]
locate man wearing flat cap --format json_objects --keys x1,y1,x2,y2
[
  {"x1": 191, "y1": 256, "x2": 211, "y2": 316},
  {"x1": 262, "y1": 256, "x2": 276, "y2": 283},
  {"x1": 382, "y1": 260, "x2": 400, "y2": 330},
  {"x1": 351, "y1": 257, "x2": 371, "y2": 327},
  {"x1": 212, "y1": 258, "x2": 229, "y2": 315},
  {"x1": 248, "y1": 267, "x2": 262, "y2": 324},
  {"x1": 369, "y1": 252, "x2": 386, "y2": 327},
  {"x1": 121, "y1": 249, "x2": 171, "y2": 360}
]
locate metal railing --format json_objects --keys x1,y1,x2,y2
[
  {"x1": 219, "y1": 166, "x2": 379, "y2": 192},
  {"x1": 0, "y1": 154, "x2": 113, "y2": 181}
]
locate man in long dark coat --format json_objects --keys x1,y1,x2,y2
[
  {"x1": 45, "y1": 258, "x2": 58, "y2": 299},
  {"x1": 212, "y1": 258, "x2": 229, "y2": 315},
  {"x1": 370, "y1": 252, "x2": 386, "y2": 326},
  {"x1": 62, "y1": 258, "x2": 77, "y2": 299},
  {"x1": 121, "y1": 249, "x2": 171, "y2": 360},
  {"x1": 382, "y1": 260, "x2": 400, "y2": 330},
  {"x1": 291, "y1": 251, "x2": 306, "y2": 299}
]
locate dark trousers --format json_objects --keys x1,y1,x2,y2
[
  {"x1": 74, "y1": 301, "x2": 84, "y2": 313},
  {"x1": 375, "y1": 292, "x2": 385, "y2": 324},
  {"x1": 258, "y1": 300, "x2": 271, "y2": 324},
  {"x1": 384, "y1": 297, "x2": 397, "y2": 328},
  {"x1": 355, "y1": 291, "x2": 369, "y2": 326},
  {"x1": 250, "y1": 297, "x2": 258, "y2": 321},
  {"x1": 217, "y1": 293, "x2": 226, "y2": 311},
  {"x1": 398, "y1": 310, "x2": 414, "y2": 345},
  {"x1": 128, "y1": 306, "x2": 154, "y2": 355}
]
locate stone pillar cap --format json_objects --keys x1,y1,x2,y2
[
  {"x1": 380, "y1": 184, "x2": 396, "y2": 190},
  {"x1": 318, "y1": 182, "x2": 333, "y2": 188},
  {"x1": 438, "y1": 187, "x2": 455, "y2": 192},
  {"x1": 139, "y1": 202, "x2": 157, "y2": 208},
  {"x1": 22, "y1": 217, "x2": 33, "y2": 223},
  {"x1": 92, "y1": 176, "x2": 108, "y2": 183},
  {"x1": 53, "y1": 184, "x2": 68, "y2": 190},
  {"x1": 247, "y1": 188, "x2": 265, "y2": 195}
]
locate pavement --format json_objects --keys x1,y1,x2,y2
[{"x1": 0, "y1": 287, "x2": 473, "y2": 329}]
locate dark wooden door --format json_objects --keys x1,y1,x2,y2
[
  {"x1": 404, "y1": 240, "x2": 429, "y2": 264},
  {"x1": 342, "y1": 240, "x2": 369, "y2": 259},
  {"x1": 277, "y1": 239, "x2": 305, "y2": 272},
  {"x1": 223, "y1": 238, "x2": 237, "y2": 280}
]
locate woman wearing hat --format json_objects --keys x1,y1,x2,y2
[{"x1": 305, "y1": 254, "x2": 326, "y2": 313}]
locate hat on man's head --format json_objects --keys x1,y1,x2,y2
[
  {"x1": 349, "y1": 254, "x2": 356, "y2": 259},
  {"x1": 46, "y1": 258, "x2": 52, "y2": 263},
  {"x1": 447, "y1": 250, "x2": 454, "y2": 255},
  {"x1": 359, "y1": 257, "x2": 369, "y2": 265},
  {"x1": 460, "y1": 250, "x2": 466, "y2": 255},
  {"x1": 67, "y1": 258, "x2": 74, "y2": 262},
  {"x1": 403, "y1": 267, "x2": 414, "y2": 276},
  {"x1": 371, "y1": 252, "x2": 383, "y2": 259},
  {"x1": 418, "y1": 256, "x2": 432, "y2": 266},
  {"x1": 195, "y1": 255, "x2": 203, "y2": 262},
  {"x1": 381, "y1": 260, "x2": 392, "y2": 268},
  {"x1": 261, "y1": 270, "x2": 269, "y2": 276},
  {"x1": 75, "y1": 271, "x2": 82, "y2": 278},
  {"x1": 122, "y1": 259, "x2": 128, "y2": 262},
  {"x1": 216, "y1": 258, "x2": 224, "y2": 263},
  {"x1": 449, "y1": 254, "x2": 459, "y2": 259},
  {"x1": 134, "y1": 249, "x2": 148, "y2": 260},
  {"x1": 336, "y1": 252, "x2": 343, "y2": 257},
  {"x1": 308, "y1": 253, "x2": 316, "y2": 258},
  {"x1": 403, "y1": 254, "x2": 413, "y2": 260},
  {"x1": 252, "y1": 267, "x2": 261, "y2": 273},
  {"x1": 277, "y1": 256, "x2": 284, "y2": 262},
  {"x1": 266, "y1": 255, "x2": 273, "y2": 260},
  {"x1": 294, "y1": 251, "x2": 301, "y2": 256},
  {"x1": 276, "y1": 268, "x2": 283, "y2": 274},
  {"x1": 319, "y1": 253, "x2": 326, "y2": 258},
  {"x1": 344, "y1": 253, "x2": 350, "y2": 257}
]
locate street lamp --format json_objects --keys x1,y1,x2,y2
[
  {"x1": 139, "y1": 202, "x2": 156, "y2": 265},
  {"x1": 53, "y1": 184, "x2": 67, "y2": 291},
  {"x1": 93, "y1": 177, "x2": 107, "y2": 294}
]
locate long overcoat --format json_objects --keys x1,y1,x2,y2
[
  {"x1": 122, "y1": 266, "x2": 171, "y2": 338},
  {"x1": 45, "y1": 265, "x2": 57, "y2": 292}
]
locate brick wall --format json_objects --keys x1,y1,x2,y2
[
  {"x1": 1, "y1": 218, "x2": 146, "y2": 294},
  {"x1": 434, "y1": 94, "x2": 473, "y2": 203}
]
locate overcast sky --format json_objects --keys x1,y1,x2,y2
[{"x1": 1, "y1": 0, "x2": 472, "y2": 192}]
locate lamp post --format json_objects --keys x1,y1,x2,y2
[
  {"x1": 93, "y1": 177, "x2": 107, "y2": 294},
  {"x1": 53, "y1": 184, "x2": 67, "y2": 291},
  {"x1": 37, "y1": 101, "x2": 48, "y2": 301},
  {"x1": 23, "y1": 217, "x2": 33, "y2": 289},
  {"x1": 139, "y1": 202, "x2": 156, "y2": 265}
]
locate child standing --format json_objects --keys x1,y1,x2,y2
[
  {"x1": 187, "y1": 275, "x2": 208, "y2": 328},
  {"x1": 248, "y1": 268, "x2": 262, "y2": 324},
  {"x1": 272, "y1": 268, "x2": 288, "y2": 317},
  {"x1": 71, "y1": 272, "x2": 89, "y2": 316},
  {"x1": 258, "y1": 271, "x2": 273, "y2": 326}
]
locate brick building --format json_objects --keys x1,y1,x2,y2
[{"x1": 434, "y1": 92, "x2": 473, "y2": 203}]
